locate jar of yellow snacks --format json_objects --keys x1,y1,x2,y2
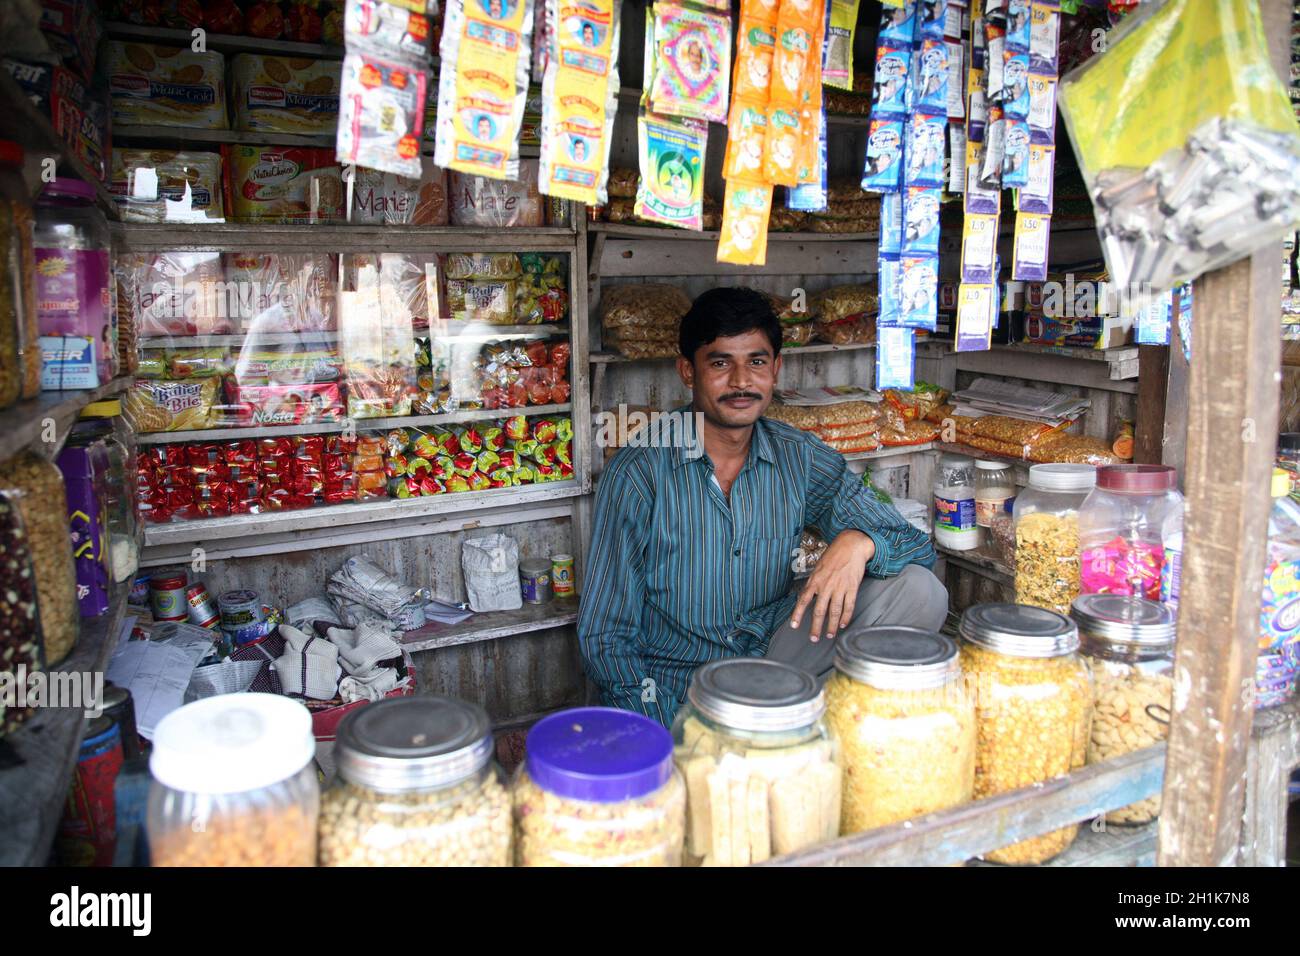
[
  {"x1": 672, "y1": 659, "x2": 840, "y2": 865},
  {"x1": 147, "y1": 694, "x2": 319, "y2": 866},
  {"x1": 826, "y1": 627, "x2": 975, "y2": 835},
  {"x1": 1013, "y1": 464, "x2": 1097, "y2": 615},
  {"x1": 960, "y1": 603, "x2": 1093, "y2": 865}
]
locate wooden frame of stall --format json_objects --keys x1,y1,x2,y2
[{"x1": 761, "y1": 0, "x2": 1299, "y2": 868}]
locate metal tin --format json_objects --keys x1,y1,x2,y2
[
  {"x1": 551, "y1": 553, "x2": 575, "y2": 597},
  {"x1": 545, "y1": 195, "x2": 572, "y2": 227},
  {"x1": 101, "y1": 683, "x2": 142, "y2": 761},
  {"x1": 335, "y1": 697, "x2": 493, "y2": 794},
  {"x1": 186, "y1": 583, "x2": 219, "y2": 629},
  {"x1": 149, "y1": 569, "x2": 188, "y2": 622},
  {"x1": 56, "y1": 716, "x2": 123, "y2": 866},
  {"x1": 687, "y1": 659, "x2": 825, "y2": 733},
  {"x1": 960, "y1": 602, "x2": 1079, "y2": 658},
  {"x1": 520, "y1": 559, "x2": 552, "y2": 604},
  {"x1": 217, "y1": 589, "x2": 263, "y2": 629},
  {"x1": 833, "y1": 627, "x2": 961, "y2": 690}
]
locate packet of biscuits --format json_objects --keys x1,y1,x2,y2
[
  {"x1": 126, "y1": 378, "x2": 221, "y2": 433},
  {"x1": 227, "y1": 145, "x2": 345, "y2": 223},
  {"x1": 351, "y1": 163, "x2": 448, "y2": 224},
  {"x1": 103, "y1": 41, "x2": 227, "y2": 130},
  {"x1": 230, "y1": 54, "x2": 342, "y2": 135},
  {"x1": 109, "y1": 149, "x2": 226, "y2": 223},
  {"x1": 336, "y1": 52, "x2": 428, "y2": 178}
]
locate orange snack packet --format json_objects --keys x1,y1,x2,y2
[{"x1": 717, "y1": 179, "x2": 773, "y2": 266}]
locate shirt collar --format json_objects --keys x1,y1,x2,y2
[{"x1": 670, "y1": 405, "x2": 776, "y2": 470}]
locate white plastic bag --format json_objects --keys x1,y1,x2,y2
[{"x1": 461, "y1": 534, "x2": 523, "y2": 612}]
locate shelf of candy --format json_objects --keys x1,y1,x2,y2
[
  {"x1": 382, "y1": 416, "x2": 573, "y2": 499},
  {"x1": 138, "y1": 414, "x2": 573, "y2": 523},
  {"x1": 415, "y1": 338, "x2": 571, "y2": 414}
]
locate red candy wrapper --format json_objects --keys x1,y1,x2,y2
[
  {"x1": 504, "y1": 416, "x2": 529, "y2": 441},
  {"x1": 532, "y1": 419, "x2": 558, "y2": 443}
]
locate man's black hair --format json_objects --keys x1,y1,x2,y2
[{"x1": 678, "y1": 286, "x2": 782, "y2": 361}]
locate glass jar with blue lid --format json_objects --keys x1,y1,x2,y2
[{"x1": 512, "y1": 707, "x2": 685, "y2": 866}]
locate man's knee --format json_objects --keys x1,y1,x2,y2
[{"x1": 865, "y1": 564, "x2": 949, "y2": 632}]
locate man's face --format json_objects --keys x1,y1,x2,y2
[
  {"x1": 477, "y1": 118, "x2": 491, "y2": 139},
  {"x1": 677, "y1": 329, "x2": 780, "y2": 430}
]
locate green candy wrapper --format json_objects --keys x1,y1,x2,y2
[
  {"x1": 556, "y1": 418, "x2": 573, "y2": 442},
  {"x1": 476, "y1": 450, "x2": 501, "y2": 473},
  {"x1": 445, "y1": 474, "x2": 471, "y2": 493},
  {"x1": 468, "y1": 471, "x2": 491, "y2": 491},
  {"x1": 452, "y1": 452, "x2": 477, "y2": 477},
  {"x1": 555, "y1": 438, "x2": 572, "y2": 465},
  {"x1": 532, "y1": 419, "x2": 558, "y2": 444},
  {"x1": 458, "y1": 425, "x2": 484, "y2": 454},
  {"x1": 514, "y1": 463, "x2": 536, "y2": 484},
  {"x1": 408, "y1": 457, "x2": 432, "y2": 478},
  {"x1": 513, "y1": 438, "x2": 538, "y2": 459},
  {"x1": 435, "y1": 431, "x2": 460, "y2": 457},
  {"x1": 482, "y1": 427, "x2": 505, "y2": 452},
  {"x1": 388, "y1": 476, "x2": 414, "y2": 499},
  {"x1": 504, "y1": 415, "x2": 529, "y2": 441},
  {"x1": 413, "y1": 433, "x2": 439, "y2": 458},
  {"x1": 531, "y1": 442, "x2": 558, "y2": 466}
]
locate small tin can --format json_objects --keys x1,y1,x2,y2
[
  {"x1": 218, "y1": 589, "x2": 263, "y2": 629},
  {"x1": 149, "y1": 569, "x2": 188, "y2": 622},
  {"x1": 56, "y1": 716, "x2": 123, "y2": 867},
  {"x1": 186, "y1": 583, "x2": 220, "y2": 629},
  {"x1": 586, "y1": 203, "x2": 604, "y2": 223},
  {"x1": 101, "y1": 683, "x2": 142, "y2": 761},
  {"x1": 546, "y1": 196, "x2": 572, "y2": 228},
  {"x1": 520, "y1": 559, "x2": 552, "y2": 604},
  {"x1": 551, "y1": 553, "x2": 575, "y2": 598}
]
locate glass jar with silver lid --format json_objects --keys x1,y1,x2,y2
[
  {"x1": 671, "y1": 659, "x2": 841, "y2": 865},
  {"x1": 318, "y1": 696, "x2": 512, "y2": 866},
  {"x1": 1072, "y1": 594, "x2": 1174, "y2": 826},
  {"x1": 825, "y1": 627, "x2": 975, "y2": 835},
  {"x1": 959, "y1": 603, "x2": 1094, "y2": 864}
]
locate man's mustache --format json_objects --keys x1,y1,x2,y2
[{"x1": 719, "y1": 392, "x2": 763, "y2": 402}]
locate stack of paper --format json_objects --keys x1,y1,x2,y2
[
  {"x1": 950, "y1": 377, "x2": 1090, "y2": 426},
  {"x1": 776, "y1": 386, "x2": 882, "y2": 407}
]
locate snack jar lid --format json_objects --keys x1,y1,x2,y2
[
  {"x1": 834, "y1": 626, "x2": 961, "y2": 690},
  {"x1": 526, "y1": 707, "x2": 674, "y2": 804},
  {"x1": 960, "y1": 603, "x2": 1080, "y2": 658},
  {"x1": 687, "y1": 659, "x2": 824, "y2": 732},
  {"x1": 150, "y1": 694, "x2": 315, "y2": 795},
  {"x1": 1071, "y1": 594, "x2": 1176, "y2": 649},
  {"x1": 1096, "y1": 464, "x2": 1177, "y2": 493},
  {"x1": 41, "y1": 176, "x2": 96, "y2": 202},
  {"x1": 1027, "y1": 463, "x2": 1097, "y2": 493},
  {"x1": 336, "y1": 696, "x2": 493, "y2": 792}
]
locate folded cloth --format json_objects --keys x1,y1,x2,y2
[
  {"x1": 339, "y1": 669, "x2": 409, "y2": 703},
  {"x1": 327, "y1": 622, "x2": 402, "y2": 675},
  {"x1": 273, "y1": 625, "x2": 341, "y2": 700}
]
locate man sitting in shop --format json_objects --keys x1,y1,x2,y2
[{"x1": 579, "y1": 286, "x2": 947, "y2": 727}]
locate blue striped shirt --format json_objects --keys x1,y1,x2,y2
[{"x1": 578, "y1": 412, "x2": 937, "y2": 727}]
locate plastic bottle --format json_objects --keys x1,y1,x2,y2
[{"x1": 934, "y1": 453, "x2": 978, "y2": 551}]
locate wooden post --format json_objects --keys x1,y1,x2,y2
[
  {"x1": 1156, "y1": 0, "x2": 1292, "y2": 868},
  {"x1": 1134, "y1": 344, "x2": 1169, "y2": 466}
]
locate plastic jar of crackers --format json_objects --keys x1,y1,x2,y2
[
  {"x1": 959, "y1": 603, "x2": 1093, "y2": 865},
  {"x1": 672, "y1": 659, "x2": 841, "y2": 866},
  {"x1": 1071, "y1": 594, "x2": 1174, "y2": 826},
  {"x1": 318, "y1": 697, "x2": 512, "y2": 867},
  {"x1": 147, "y1": 694, "x2": 319, "y2": 866},
  {"x1": 1012, "y1": 464, "x2": 1097, "y2": 615},
  {"x1": 826, "y1": 627, "x2": 975, "y2": 836},
  {"x1": 513, "y1": 707, "x2": 685, "y2": 867}
]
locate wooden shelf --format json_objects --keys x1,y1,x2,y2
[
  {"x1": 589, "y1": 222, "x2": 877, "y2": 243},
  {"x1": 919, "y1": 340, "x2": 1140, "y2": 381},
  {"x1": 844, "y1": 442, "x2": 935, "y2": 462},
  {"x1": 0, "y1": 586, "x2": 129, "y2": 866},
  {"x1": 105, "y1": 20, "x2": 346, "y2": 58},
  {"x1": 142, "y1": 479, "x2": 583, "y2": 546},
  {"x1": 137, "y1": 402, "x2": 573, "y2": 444},
  {"x1": 402, "y1": 602, "x2": 579, "y2": 653},
  {"x1": 114, "y1": 124, "x2": 334, "y2": 149},
  {"x1": 934, "y1": 440, "x2": 1032, "y2": 468},
  {"x1": 936, "y1": 540, "x2": 1015, "y2": 588},
  {"x1": 115, "y1": 222, "x2": 576, "y2": 253},
  {"x1": 0, "y1": 378, "x2": 133, "y2": 463},
  {"x1": 0, "y1": 71, "x2": 119, "y2": 219},
  {"x1": 591, "y1": 342, "x2": 876, "y2": 363},
  {"x1": 138, "y1": 324, "x2": 568, "y2": 349}
]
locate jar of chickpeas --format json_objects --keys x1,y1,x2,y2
[
  {"x1": 1071, "y1": 594, "x2": 1174, "y2": 826},
  {"x1": 147, "y1": 694, "x2": 319, "y2": 866},
  {"x1": 959, "y1": 603, "x2": 1093, "y2": 865},
  {"x1": 318, "y1": 696, "x2": 512, "y2": 866}
]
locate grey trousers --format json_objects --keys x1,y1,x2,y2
[{"x1": 764, "y1": 564, "x2": 949, "y2": 682}]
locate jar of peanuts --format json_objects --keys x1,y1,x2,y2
[
  {"x1": 318, "y1": 696, "x2": 512, "y2": 866},
  {"x1": 1071, "y1": 593, "x2": 1174, "y2": 825},
  {"x1": 147, "y1": 694, "x2": 319, "y2": 866}
]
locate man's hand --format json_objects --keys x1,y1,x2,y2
[{"x1": 790, "y1": 530, "x2": 876, "y2": 642}]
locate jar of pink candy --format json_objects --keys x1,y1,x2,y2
[{"x1": 1078, "y1": 465, "x2": 1184, "y2": 604}]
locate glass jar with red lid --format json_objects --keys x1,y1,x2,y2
[{"x1": 1078, "y1": 464, "x2": 1184, "y2": 601}]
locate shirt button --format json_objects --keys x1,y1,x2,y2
[{"x1": 733, "y1": 548, "x2": 741, "y2": 556}]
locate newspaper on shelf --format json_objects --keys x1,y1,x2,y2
[
  {"x1": 776, "y1": 385, "x2": 882, "y2": 406},
  {"x1": 950, "y1": 377, "x2": 1090, "y2": 425}
]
